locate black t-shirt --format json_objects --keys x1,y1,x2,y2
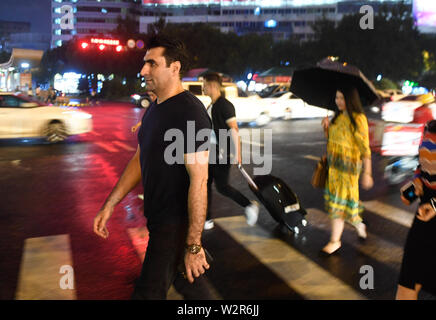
[
  {"x1": 138, "y1": 91, "x2": 211, "y2": 225},
  {"x1": 209, "y1": 96, "x2": 237, "y2": 159}
]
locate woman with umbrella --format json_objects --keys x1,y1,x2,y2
[{"x1": 321, "y1": 86, "x2": 374, "y2": 255}]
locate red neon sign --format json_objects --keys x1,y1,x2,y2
[{"x1": 91, "y1": 38, "x2": 120, "y2": 46}]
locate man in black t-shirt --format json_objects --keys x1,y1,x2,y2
[
  {"x1": 93, "y1": 36, "x2": 214, "y2": 299},
  {"x1": 202, "y1": 72, "x2": 259, "y2": 230}
]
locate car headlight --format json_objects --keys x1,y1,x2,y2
[{"x1": 131, "y1": 94, "x2": 141, "y2": 100}]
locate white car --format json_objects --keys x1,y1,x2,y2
[
  {"x1": 382, "y1": 95, "x2": 434, "y2": 123},
  {"x1": 263, "y1": 91, "x2": 333, "y2": 119},
  {"x1": 183, "y1": 81, "x2": 272, "y2": 126},
  {"x1": 0, "y1": 93, "x2": 93, "y2": 142}
]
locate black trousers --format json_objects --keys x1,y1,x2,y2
[
  {"x1": 206, "y1": 162, "x2": 251, "y2": 220},
  {"x1": 131, "y1": 219, "x2": 214, "y2": 300}
]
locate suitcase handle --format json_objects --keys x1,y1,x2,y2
[{"x1": 238, "y1": 164, "x2": 259, "y2": 191}]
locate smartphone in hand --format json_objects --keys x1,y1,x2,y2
[{"x1": 401, "y1": 182, "x2": 418, "y2": 203}]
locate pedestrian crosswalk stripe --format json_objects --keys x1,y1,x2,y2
[
  {"x1": 306, "y1": 208, "x2": 405, "y2": 266},
  {"x1": 215, "y1": 216, "x2": 367, "y2": 300},
  {"x1": 113, "y1": 141, "x2": 136, "y2": 152},
  {"x1": 94, "y1": 142, "x2": 119, "y2": 153},
  {"x1": 16, "y1": 234, "x2": 76, "y2": 300},
  {"x1": 362, "y1": 200, "x2": 414, "y2": 228}
]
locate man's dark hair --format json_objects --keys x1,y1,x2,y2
[
  {"x1": 146, "y1": 35, "x2": 190, "y2": 76},
  {"x1": 203, "y1": 72, "x2": 223, "y2": 87}
]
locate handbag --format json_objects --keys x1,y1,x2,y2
[{"x1": 311, "y1": 155, "x2": 328, "y2": 189}]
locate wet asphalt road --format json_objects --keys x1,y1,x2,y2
[{"x1": 0, "y1": 101, "x2": 431, "y2": 300}]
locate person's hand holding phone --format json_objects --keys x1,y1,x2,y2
[
  {"x1": 413, "y1": 178, "x2": 423, "y2": 197},
  {"x1": 400, "y1": 182, "x2": 418, "y2": 206}
]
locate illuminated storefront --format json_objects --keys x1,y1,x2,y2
[{"x1": 0, "y1": 48, "x2": 43, "y2": 92}]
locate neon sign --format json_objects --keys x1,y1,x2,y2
[{"x1": 90, "y1": 38, "x2": 120, "y2": 46}]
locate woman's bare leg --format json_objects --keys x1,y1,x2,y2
[{"x1": 322, "y1": 218, "x2": 345, "y2": 254}]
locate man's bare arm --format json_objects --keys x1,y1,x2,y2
[
  {"x1": 183, "y1": 151, "x2": 210, "y2": 283},
  {"x1": 184, "y1": 151, "x2": 209, "y2": 245},
  {"x1": 227, "y1": 119, "x2": 241, "y2": 164},
  {"x1": 102, "y1": 145, "x2": 142, "y2": 209},
  {"x1": 94, "y1": 145, "x2": 142, "y2": 239}
]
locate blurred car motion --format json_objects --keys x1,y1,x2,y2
[
  {"x1": 130, "y1": 92, "x2": 153, "y2": 108},
  {"x1": 183, "y1": 81, "x2": 272, "y2": 126},
  {"x1": 258, "y1": 83, "x2": 290, "y2": 98},
  {"x1": 0, "y1": 93, "x2": 93, "y2": 143},
  {"x1": 262, "y1": 91, "x2": 334, "y2": 120},
  {"x1": 382, "y1": 94, "x2": 435, "y2": 123}
]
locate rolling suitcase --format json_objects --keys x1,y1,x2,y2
[{"x1": 238, "y1": 164, "x2": 308, "y2": 234}]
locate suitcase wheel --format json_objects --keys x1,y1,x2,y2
[
  {"x1": 302, "y1": 219, "x2": 308, "y2": 227},
  {"x1": 293, "y1": 226, "x2": 300, "y2": 235}
]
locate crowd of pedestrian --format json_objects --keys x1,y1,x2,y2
[{"x1": 91, "y1": 35, "x2": 436, "y2": 301}]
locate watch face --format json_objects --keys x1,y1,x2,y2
[{"x1": 187, "y1": 244, "x2": 201, "y2": 254}]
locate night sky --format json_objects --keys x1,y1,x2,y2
[{"x1": 0, "y1": 0, "x2": 51, "y2": 34}]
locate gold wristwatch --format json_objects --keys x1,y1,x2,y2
[{"x1": 186, "y1": 244, "x2": 202, "y2": 254}]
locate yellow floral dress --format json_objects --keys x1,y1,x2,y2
[{"x1": 324, "y1": 112, "x2": 371, "y2": 226}]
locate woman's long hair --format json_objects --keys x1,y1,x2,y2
[{"x1": 331, "y1": 86, "x2": 365, "y2": 131}]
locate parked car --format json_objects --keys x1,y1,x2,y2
[
  {"x1": 0, "y1": 93, "x2": 92, "y2": 143},
  {"x1": 262, "y1": 91, "x2": 334, "y2": 119}
]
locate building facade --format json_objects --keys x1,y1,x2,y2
[
  {"x1": 0, "y1": 20, "x2": 31, "y2": 51},
  {"x1": 51, "y1": 0, "x2": 413, "y2": 47},
  {"x1": 139, "y1": 0, "x2": 412, "y2": 42},
  {"x1": 51, "y1": 0, "x2": 144, "y2": 48}
]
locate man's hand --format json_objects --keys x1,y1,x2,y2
[
  {"x1": 93, "y1": 207, "x2": 113, "y2": 239},
  {"x1": 417, "y1": 203, "x2": 436, "y2": 222},
  {"x1": 184, "y1": 248, "x2": 210, "y2": 283}
]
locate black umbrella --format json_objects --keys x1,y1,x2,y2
[{"x1": 290, "y1": 58, "x2": 380, "y2": 110}]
